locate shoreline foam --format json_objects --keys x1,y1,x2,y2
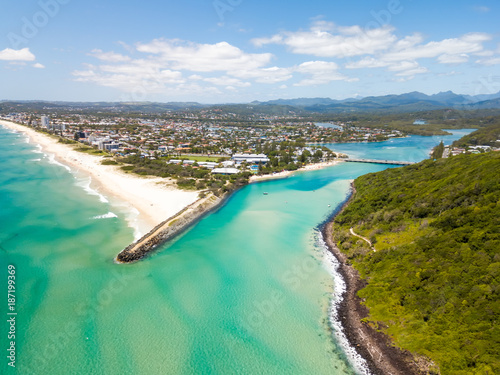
[
  {"x1": 0, "y1": 120, "x2": 199, "y2": 236},
  {"x1": 318, "y1": 233, "x2": 371, "y2": 375}
]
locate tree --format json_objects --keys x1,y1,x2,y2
[{"x1": 431, "y1": 141, "x2": 444, "y2": 159}]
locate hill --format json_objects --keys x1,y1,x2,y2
[
  {"x1": 332, "y1": 152, "x2": 500, "y2": 374},
  {"x1": 3, "y1": 90, "x2": 500, "y2": 116},
  {"x1": 452, "y1": 123, "x2": 500, "y2": 148},
  {"x1": 266, "y1": 91, "x2": 500, "y2": 113}
]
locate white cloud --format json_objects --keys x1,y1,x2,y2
[
  {"x1": 229, "y1": 66, "x2": 293, "y2": 83},
  {"x1": 204, "y1": 76, "x2": 251, "y2": 87},
  {"x1": 252, "y1": 22, "x2": 397, "y2": 58},
  {"x1": 74, "y1": 39, "x2": 276, "y2": 97},
  {"x1": 252, "y1": 34, "x2": 283, "y2": 48},
  {"x1": 437, "y1": 54, "x2": 469, "y2": 64},
  {"x1": 346, "y1": 57, "x2": 427, "y2": 78},
  {"x1": 382, "y1": 61, "x2": 428, "y2": 77},
  {"x1": 474, "y1": 50, "x2": 494, "y2": 57},
  {"x1": 294, "y1": 61, "x2": 357, "y2": 86},
  {"x1": 383, "y1": 33, "x2": 490, "y2": 61},
  {"x1": 345, "y1": 57, "x2": 391, "y2": 69},
  {"x1": 475, "y1": 57, "x2": 500, "y2": 66},
  {"x1": 188, "y1": 74, "x2": 203, "y2": 80},
  {"x1": 73, "y1": 59, "x2": 185, "y2": 93},
  {"x1": 73, "y1": 23, "x2": 499, "y2": 96},
  {"x1": 392, "y1": 34, "x2": 424, "y2": 51},
  {"x1": 8, "y1": 61, "x2": 27, "y2": 66},
  {"x1": 0, "y1": 48, "x2": 36, "y2": 61},
  {"x1": 437, "y1": 71, "x2": 461, "y2": 77},
  {"x1": 89, "y1": 49, "x2": 131, "y2": 62},
  {"x1": 310, "y1": 20, "x2": 336, "y2": 32},
  {"x1": 136, "y1": 39, "x2": 272, "y2": 72},
  {"x1": 252, "y1": 21, "x2": 496, "y2": 82},
  {"x1": 33, "y1": 63, "x2": 45, "y2": 69}
]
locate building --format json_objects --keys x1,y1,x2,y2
[
  {"x1": 103, "y1": 142, "x2": 121, "y2": 152},
  {"x1": 41, "y1": 116, "x2": 50, "y2": 128},
  {"x1": 211, "y1": 168, "x2": 240, "y2": 175},
  {"x1": 232, "y1": 154, "x2": 269, "y2": 164}
]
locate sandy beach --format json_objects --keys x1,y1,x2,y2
[
  {"x1": 249, "y1": 160, "x2": 343, "y2": 183},
  {"x1": 0, "y1": 120, "x2": 199, "y2": 236}
]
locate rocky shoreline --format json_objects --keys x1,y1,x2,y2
[
  {"x1": 321, "y1": 184, "x2": 423, "y2": 375},
  {"x1": 116, "y1": 192, "x2": 228, "y2": 263}
]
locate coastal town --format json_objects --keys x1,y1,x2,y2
[
  {"x1": 2, "y1": 110, "x2": 497, "y2": 193},
  {"x1": 2, "y1": 110, "x2": 405, "y2": 154},
  {"x1": 0, "y1": 110, "x2": 406, "y2": 184}
]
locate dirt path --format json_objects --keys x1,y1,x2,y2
[{"x1": 350, "y1": 227, "x2": 376, "y2": 251}]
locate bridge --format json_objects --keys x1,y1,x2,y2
[{"x1": 344, "y1": 158, "x2": 415, "y2": 166}]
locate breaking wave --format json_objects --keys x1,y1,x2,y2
[{"x1": 318, "y1": 232, "x2": 371, "y2": 375}]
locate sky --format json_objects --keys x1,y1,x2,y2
[{"x1": 1, "y1": 0, "x2": 500, "y2": 103}]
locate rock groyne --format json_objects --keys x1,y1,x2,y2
[{"x1": 116, "y1": 192, "x2": 225, "y2": 263}]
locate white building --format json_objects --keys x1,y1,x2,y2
[
  {"x1": 211, "y1": 168, "x2": 240, "y2": 175},
  {"x1": 41, "y1": 116, "x2": 50, "y2": 128},
  {"x1": 232, "y1": 154, "x2": 270, "y2": 164}
]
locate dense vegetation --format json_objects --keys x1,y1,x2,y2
[
  {"x1": 431, "y1": 141, "x2": 444, "y2": 159},
  {"x1": 333, "y1": 152, "x2": 500, "y2": 374},
  {"x1": 452, "y1": 122, "x2": 500, "y2": 148},
  {"x1": 116, "y1": 154, "x2": 251, "y2": 195},
  {"x1": 326, "y1": 110, "x2": 500, "y2": 136}
]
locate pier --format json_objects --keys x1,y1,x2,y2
[{"x1": 344, "y1": 158, "x2": 415, "y2": 166}]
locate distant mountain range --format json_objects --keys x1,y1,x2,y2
[
  {"x1": 2, "y1": 90, "x2": 500, "y2": 114},
  {"x1": 252, "y1": 90, "x2": 500, "y2": 113}
]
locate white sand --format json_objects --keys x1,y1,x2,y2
[
  {"x1": 249, "y1": 160, "x2": 342, "y2": 183},
  {"x1": 0, "y1": 120, "x2": 199, "y2": 235}
]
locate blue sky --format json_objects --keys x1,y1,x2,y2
[{"x1": 1, "y1": 0, "x2": 500, "y2": 103}]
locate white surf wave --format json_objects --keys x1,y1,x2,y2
[
  {"x1": 129, "y1": 207, "x2": 143, "y2": 240},
  {"x1": 92, "y1": 212, "x2": 118, "y2": 219},
  {"x1": 75, "y1": 176, "x2": 109, "y2": 203},
  {"x1": 318, "y1": 232, "x2": 371, "y2": 375},
  {"x1": 119, "y1": 205, "x2": 142, "y2": 240},
  {"x1": 31, "y1": 144, "x2": 43, "y2": 154},
  {"x1": 75, "y1": 176, "x2": 142, "y2": 240},
  {"x1": 46, "y1": 153, "x2": 72, "y2": 172}
]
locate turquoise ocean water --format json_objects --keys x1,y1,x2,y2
[{"x1": 0, "y1": 127, "x2": 473, "y2": 374}]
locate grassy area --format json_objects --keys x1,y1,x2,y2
[
  {"x1": 74, "y1": 145, "x2": 109, "y2": 155},
  {"x1": 101, "y1": 159, "x2": 119, "y2": 165}
]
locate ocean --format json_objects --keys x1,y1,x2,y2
[{"x1": 0, "y1": 126, "x2": 473, "y2": 374}]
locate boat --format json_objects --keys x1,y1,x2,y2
[{"x1": 263, "y1": 192, "x2": 268, "y2": 195}]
